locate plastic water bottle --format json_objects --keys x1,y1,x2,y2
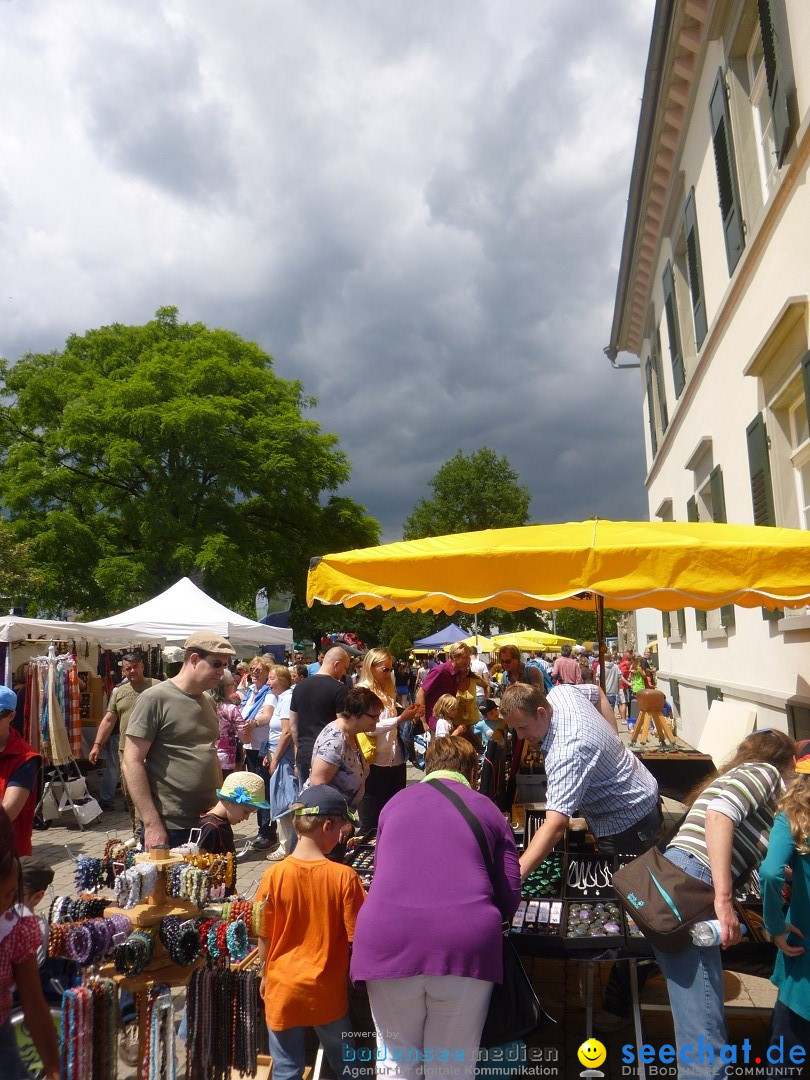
[{"x1": 690, "y1": 919, "x2": 747, "y2": 946}]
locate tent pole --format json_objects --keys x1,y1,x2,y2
[{"x1": 596, "y1": 596, "x2": 606, "y2": 692}]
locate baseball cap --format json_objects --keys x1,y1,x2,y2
[
  {"x1": 0, "y1": 685, "x2": 17, "y2": 713},
  {"x1": 183, "y1": 631, "x2": 236, "y2": 656},
  {"x1": 480, "y1": 698, "x2": 499, "y2": 715},
  {"x1": 215, "y1": 771, "x2": 270, "y2": 810},
  {"x1": 292, "y1": 785, "x2": 358, "y2": 824}
]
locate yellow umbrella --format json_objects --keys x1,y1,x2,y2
[
  {"x1": 490, "y1": 632, "x2": 561, "y2": 651},
  {"x1": 308, "y1": 519, "x2": 810, "y2": 614},
  {"x1": 459, "y1": 634, "x2": 497, "y2": 652}
]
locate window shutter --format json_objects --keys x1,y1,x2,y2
[
  {"x1": 709, "y1": 465, "x2": 735, "y2": 629},
  {"x1": 670, "y1": 678, "x2": 680, "y2": 715},
  {"x1": 684, "y1": 189, "x2": 708, "y2": 349},
  {"x1": 709, "y1": 70, "x2": 745, "y2": 274},
  {"x1": 662, "y1": 611, "x2": 671, "y2": 638},
  {"x1": 687, "y1": 496, "x2": 708, "y2": 630},
  {"x1": 707, "y1": 685, "x2": 724, "y2": 707},
  {"x1": 746, "y1": 413, "x2": 776, "y2": 526},
  {"x1": 802, "y1": 350, "x2": 810, "y2": 425},
  {"x1": 662, "y1": 262, "x2": 685, "y2": 397},
  {"x1": 757, "y1": 0, "x2": 791, "y2": 167},
  {"x1": 645, "y1": 359, "x2": 658, "y2": 456},
  {"x1": 676, "y1": 609, "x2": 686, "y2": 639},
  {"x1": 652, "y1": 330, "x2": 669, "y2": 430}
]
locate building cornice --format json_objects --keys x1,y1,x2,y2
[{"x1": 605, "y1": 0, "x2": 710, "y2": 363}]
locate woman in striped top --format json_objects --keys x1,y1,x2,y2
[{"x1": 653, "y1": 728, "x2": 796, "y2": 1080}]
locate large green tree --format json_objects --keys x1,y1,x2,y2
[
  {"x1": 0, "y1": 307, "x2": 379, "y2": 615},
  {"x1": 402, "y1": 448, "x2": 543, "y2": 636},
  {"x1": 403, "y1": 447, "x2": 531, "y2": 539}
]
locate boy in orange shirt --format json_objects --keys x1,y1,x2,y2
[{"x1": 256, "y1": 785, "x2": 365, "y2": 1080}]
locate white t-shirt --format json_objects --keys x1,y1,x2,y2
[{"x1": 435, "y1": 717, "x2": 453, "y2": 738}]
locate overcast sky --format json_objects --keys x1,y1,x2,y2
[{"x1": 1, "y1": 0, "x2": 655, "y2": 542}]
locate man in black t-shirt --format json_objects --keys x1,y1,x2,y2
[{"x1": 289, "y1": 646, "x2": 350, "y2": 782}]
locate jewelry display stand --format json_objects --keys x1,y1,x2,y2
[{"x1": 101, "y1": 848, "x2": 204, "y2": 1064}]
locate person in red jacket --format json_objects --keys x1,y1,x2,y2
[{"x1": 0, "y1": 686, "x2": 40, "y2": 856}]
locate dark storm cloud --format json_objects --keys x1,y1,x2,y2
[
  {"x1": 0, "y1": 0, "x2": 654, "y2": 545},
  {"x1": 75, "y1": 18, "x2": 234, "y2": 201}
]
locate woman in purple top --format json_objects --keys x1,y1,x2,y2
[{"x1": 351, "y1": 736, "x2": 521, "y2": 1080}]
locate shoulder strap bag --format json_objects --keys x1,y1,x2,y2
[
  {"x1": 425, "y1": 779, "x2": 549, "y2": 1047},
  {"x1": 612, "y1": 846, "x2": 717, "y2": 952}
]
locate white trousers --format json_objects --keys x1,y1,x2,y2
[{"x1": 366, "y1": 974, "x2": 493, "y2": 1080}]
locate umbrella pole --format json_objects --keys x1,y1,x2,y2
[{"x1": 596, "y1": 596, "x2": 606, "y2": 692}]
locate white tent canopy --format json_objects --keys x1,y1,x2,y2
[
  {"x1": 84, "y1": 577, "x2": 293, "y2": 650},
  {"x1": 0, "y1": 615, "x2": 155, "y2": 649}
]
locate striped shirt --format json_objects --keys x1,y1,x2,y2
[
  {"x1": 670, "y1": 761, "x2": 783, "y2": 879},
  {"x1": 542, "y1": 685, "x2": 659, "y2": 837}
]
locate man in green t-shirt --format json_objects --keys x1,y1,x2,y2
[
  {"x1": 123, "y1": 632, "x2": 236, "y2": 850},
  {"x1": 89, "y1": 652, "x2": 160, "y2": 828}
]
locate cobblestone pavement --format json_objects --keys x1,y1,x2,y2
[{"x1": 31, "y1": 769, "x2": 777, "y2": 1080}]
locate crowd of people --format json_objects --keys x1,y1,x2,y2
[{"x1": 1, "y1": 632, "x2": 808, "y2": 1080}]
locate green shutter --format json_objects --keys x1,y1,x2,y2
[
  {"x1": 707, "y1": 685, "x2": 724, "y2": 707},
  {"x1": 676, "y1": 609, "x2": 686, "y2": 639},
  {"x1": 802, "y1": 350, "x2": 810, "y2": 425},
  {"x1": 687, "y1": 496, "x2": 708, "y2": 630},
  {"x1": 709, "y1": 70, "x2": 745, "y2": 274},
  {"x1": 757, "y1": 0, "x2": 791, "y2": 167},
  {"x1": 645, "y1": 359, "x2": 658, "y2": 456},
  {"x1": 746, "y1": 413, "x2": 776, "y2": 526},
  {"x1": 684, "y1": 189, "x2": 708, "y2": 349},
  {"x1": 670, "y1": 678, "x2": 680, "y2": 714},
  {"x1": 652, "y1": 330, "x2": 669, "y2": 430},
  {"x1": 662, "y1": 611, "x2": 671, "y2": 638},
  {"x1": 710, "y1": 465, "x2": 735, "y2": 629},
  {"x1": 662, "y1": 262, "x2": 685, "y2": 397},
  {"x1": 746, "y1": 413, "x2": 782, "y2": 618}
]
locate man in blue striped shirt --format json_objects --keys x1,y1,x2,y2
[{"x1": 500, "y1": 682, "x2": 661, "y2": 879}]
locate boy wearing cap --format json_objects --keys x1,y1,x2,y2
[
  {"x1": 256, "y1": 785, "x2": 365, "y2": 1080},
  {"x1": 123, "y1": 632, "x2": 236, "y2": 850}
]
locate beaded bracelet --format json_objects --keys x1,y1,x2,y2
[
  {"x1": 225, "y1": 918, "x2": 248, "y2": 961},
  {"x1": 74, "y1": 856, "x2": 104, "y2": 893},
  {"x1": 114, "y1": 928, "x2": 155, "y2": 977}
]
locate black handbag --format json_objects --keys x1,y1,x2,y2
[{"x1": 425, "y1": 779, "x2": 549, "y2": 1047}]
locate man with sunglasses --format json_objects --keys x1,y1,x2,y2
[{"x1": 123, "y1": 631, "x2": 236, "y2": 850}]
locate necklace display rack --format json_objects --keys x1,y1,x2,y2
[{"x1": 100, "y1": 847, "x2": 205, "y2": 1067}]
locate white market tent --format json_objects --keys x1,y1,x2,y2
[
  {"x1": 84, "y1": 577, "x2": 293, "y2": 651},
  {"x1": 0, "y1": 616, "x2": 151, "y2": 649}
]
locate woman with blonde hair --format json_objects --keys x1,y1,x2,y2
[
  {"x1": 357, "y1": 648, "x2": 423, "y2": 831},
  {"x1": 759, "y1": 742, "x2": 810, "y2": 1068}
]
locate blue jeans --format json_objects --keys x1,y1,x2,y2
[
  {"x1": 652, "y1": 848, "x2": 726, "y2": 1080},
  {"x1": 100, "y1": 729, "x2": 120, "y2": 802},
  {"x1": 244, "y1": 748, "x2": 273, "y2": 836},
  {"x1": 0, "y1": 1016, "x2": 34, "y2": 1079},
  {"x1": 765, "y1": 999, "x2": 810, "y2": 1080},
  {"x1": 266, "y1": 1014, "x2": 355, "y2": 1080}
]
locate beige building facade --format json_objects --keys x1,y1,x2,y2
[{"x1": 607, "y1": 0, "x2": 810, "y2": 747}]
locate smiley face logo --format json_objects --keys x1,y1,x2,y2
[{"x1": 577, "y1": 1038, "x2": 607, "y2": 1070}]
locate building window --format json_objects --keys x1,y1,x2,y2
[
  {"x1": 747, "y1": 24, "x2": 778, "y2": 201},
  {"x1": 788, "y1": 392, "x2": 810, "y2": 528}
]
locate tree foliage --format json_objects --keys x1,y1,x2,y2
[
  {"x1": 0, "y1": 307, "x2": 379, "y2": 614},
  {"x1": 551, "y1": 607, "x2": 620, "y2": 644},
  {"x1": 403, "y1": 447, "x2": 531, "y2": 540}
]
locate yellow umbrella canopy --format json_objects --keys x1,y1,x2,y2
[
  {"x1": 307, "y1": 519, "x2": 810, "y2": 615},
  {"x1": 459, "y1": 634, "x2": 497, "y2": 651},
  {"x1": 490, "y1": 632, "x2": 562, "y2": 651}
]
